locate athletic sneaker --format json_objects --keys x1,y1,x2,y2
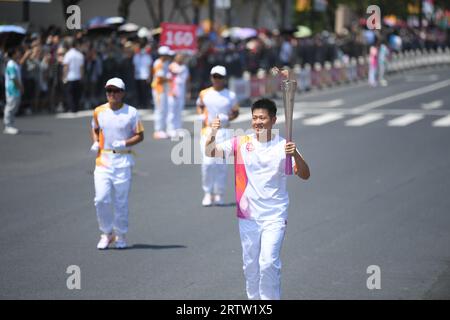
[
  {"x1": 202, "y1": 193, "x2": 213, "y2": 207},
  {"x1": 167, "y1": 130, "x2": 178, "y2": 139},
  {"x1": 213, "y1": 194, "x2": 224, "y2": 206},
  {"x1": 97, "y1": 233, "x2": 114, "y2": 250},
  {"x1": 115, "y1": 234, "x2": 127, "y2": 249},
  {"x1": 153, "y1": 131, "x2": 168, "y2": 140},
  {"x1": 3, "y1": 126, "x2": 19, "y2": 135}
]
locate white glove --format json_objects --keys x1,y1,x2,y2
[
  {"x1": 218, "y1": 113, "x2": 229, "y2": 127},
  {"x1": 90, "y1": 141, "x2": 99, "y2": 153},
  {"x1": 112, "y1": 140, "x2": 127, "y2": 150},
  {"x1": 197, "y1": 113, "x2": 206, "y2": 121}
]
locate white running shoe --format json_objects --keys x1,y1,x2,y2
[
  {"x1": 202, "y1": 193, "x2": 213, "y2": 207},
  {"x1": 3, "y1": 126, "x2": 19, "y2": 135},
  {"x1": 115, "y1": 234, "x2": 127, "y2": 249},
  {"x1": 167, "y1": 130, "x2": 178, "y2": 139},
  {"x1": 153, "y1": 131, "x2": 168, "y2": 140},
  {"x1": 213, "y1": 194, "x2": 224, "y2": 206},
  {"x1": 97, "y1": 233, "x2": 114, "y2": 250}
]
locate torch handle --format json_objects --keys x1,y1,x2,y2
[{"x1": 285, "y1": 154, "x2": 293, "y2": 175}]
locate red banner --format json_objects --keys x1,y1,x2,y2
[{"x1": 160, "y1": 23, "x2": 197, "y2": 53}]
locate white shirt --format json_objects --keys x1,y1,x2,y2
[
  {"x1": 92, "y1": 103, "x2": 144, "y2": 168},
  {"x1": 133, "y1": 51, "x2": 152, "y2": 80},
  {"x1": 196, "y1": 87, "x2": 237, "y2": 130},
  {"x1": 170, "y1": 62, "x2": 189, "y2": 97},
  {"x1": 63, "y1": 48, "x2": 84, "y2": 81},
  {"x1": 219, "y1": 134, "x2": 294, "y2": 221}
]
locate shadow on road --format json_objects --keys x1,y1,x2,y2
[
  {"x1": 123, "y1": 244, "x2": 187, "y2": 250},
  {"x1": 210, "y1": 202, "x2": 236, "y2": 208},
  {"x1": 17, "y1": 130, "x2": 52, "y2": 136}
]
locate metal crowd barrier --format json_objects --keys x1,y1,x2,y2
[{"x1": 228, "y1": 47, "x2": 450, "y2": 101}]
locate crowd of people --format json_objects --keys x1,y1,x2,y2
[{"x1": 1, "y1": 22, "x2": 448, "y2": 134}]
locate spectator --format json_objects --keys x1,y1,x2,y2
[
  {"x1": 63, "y1": 38, "x2": 84, "y2": 112},
  {"x1": 3, "y1": 47, "x2": 23, "y2": 135},
  {"x1": 133, "y1": 41, "x2": 152, "y2": 109}
]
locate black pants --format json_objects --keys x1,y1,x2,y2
[{"x1": 65, "y1": 80, "x2": 82, "y2": 112}]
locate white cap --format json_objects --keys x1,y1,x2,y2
[
  {"x1": 105, "y1": 77, "x2": 125, "y2": 90},
  {"x1": 168, "y1": 49, "x2": 176, "y2": 56},
  {"x1": 210, "y1": 65, "x2": 227, "y2": 77},
  {"x1": 158, "y1": 46, "x2": 170, "y2": 55}
]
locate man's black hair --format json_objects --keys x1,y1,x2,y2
[
  {"x1": 251, "y1": 98, "x2": 277, "y2": 118},
  {"x1": 7, "y1": 46, "x2": 22, "y2": 58}
]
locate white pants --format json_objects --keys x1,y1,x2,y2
[
  {"x1": 167, "y1": 92, "x2": 185, "y2": 132},
  {"x1": 368, "y1": 65, "x2": 377, "y2": 86},
  {"x1": 153, "y1": 89, "x2": 174, "y2": 132},
  {"x1": 3, "y1": 95, "x2": 20, "y2": 127},
  {"x1": 239, "y1": 218, "x2": 286, "y2": 300},
  {"x1": 200, "y1": 129, "x2": 229, "y2": 195},
  {"x1": 94, "y1": 166, "x2": 132, "y2": 236}
]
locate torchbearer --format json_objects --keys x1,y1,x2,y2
[
  {"x1": 90, "y1": 77, "x2": 144, "y2": 250},
  {"x1": 204, "y1": 93, "x2": 310, "y2": 299}
]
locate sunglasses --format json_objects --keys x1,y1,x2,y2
[
  {"x1": 106, "y1": 88, "x2": 123, "y2": 94},
  {"x1": 212, "y1": 74, "x2": 225, "y2": 79}
]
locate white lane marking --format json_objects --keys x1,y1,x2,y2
[
  {"x1": 421, "y1": 100, "x2": 443, "y2": 110},
  {"x1": 405, "y1": 74, "x2": 439, "y2": 82},
  {"x1": 276, "y1": 112, "x2": 304, "y2": 124},
  {"x1": 55, "y1": 110, "x2": 93, "y2": 119},
  {"x1": 432, "y1": 115, "x2": 450, "y2": 127},
  {"x1": 345, "y1": 113, "x2": 384, "y2": 126},
  {"x1": 303, "y1": 113, "x2": 343, "y2": 126},
  {"x1": 388, "y1": 114, "x2": 424, "y2": 126},
  {"x1": 56, "y1": 109, "x2": 153, "y2": 119},
  {"x1": 353, "y1": 79, "x2": 450, "y2": 113},
  {"x1": 297, "y1": 99, "x2": 344, "y2": 108}
]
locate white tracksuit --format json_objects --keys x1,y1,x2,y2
[
  {"x1": 167, "y1": 62, "x2": 189, "y2": 133},
  {"x1": 152, "y1": 58, "x2": 174, "y2": 133},
  {"x1": 218, "y1": 134, "x2": 294, "y2": 300},
  {"x1": 197, "y1": 86, "x2": 237, "y2": 195},
  {"x1": 92, "y1": 103, "x2": 144, "y2": 236}
]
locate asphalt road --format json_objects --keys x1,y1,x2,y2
[{"x1": 1, "y1": 65, "x2": 450, "y2": 300}]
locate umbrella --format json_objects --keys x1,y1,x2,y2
[
  {"x1": 0, "y1": 25, "x2": 26, "y2": 34},
  {"x1": 86, "y1": 16, "x2": 119, "y2": 36},
  {"x1": 104, "y1": 16, "x2": 125, "y2": 26},
  {"x1": 86, "y1": 16, "x2": 125, "y2": 30},
  {"x1": 86, "y1": 16, "x2": 108, "y2": 29},
  {"x1": 226, "y1": 27, "x2": 257, "y2": 40},
  {"x1": 119, "y1": 23, "x2": 139, "y2": 33},
  {"x1": 293, "y1": 25, "x2": 312, "y2": 38},
  {"x1": 137, "y1": 27, "x2": 152, "y2": 39},
  {"x1": 0, "y1": 25, "x2": 27, "y2": 49}
]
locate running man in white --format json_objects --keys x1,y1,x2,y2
[
  {"x1": 90, "y1": 77, "x2": 144, "y2": 249},
  {"x1": 167, "y1": 53, "x2": 190, "y2": 138},
  {"x1": 151, "y1": 46, "x2": 175, "y2": 139},
  {"x1": 196, "y1": 65, "x2": 239, "y2": 206},
  {"x1": 205, "y1": 98, "x2": 310, "y2": 299}
]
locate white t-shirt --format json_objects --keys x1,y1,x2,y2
[
  {"x1": 63, "y1": 48, "x2": 84, "y2": 81},
  {"x1": 170, "y1": 62, "x2": 189, "y2": 97},
  {"x1": 196, "y1": 87, "x2": 237, "y2": 130},
  {"x1": 219, "y1": 134, "x2": 295, "y2": 221},
  {"x1": 133, "y1": 52, "x2": 152, "y2": 80},
  {"x1": 92, "y1": 103, "x2": 144, "y2": 168}
]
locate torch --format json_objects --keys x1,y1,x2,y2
[{"x1": 271, "y1": 67, "x2": 297, "y2": 175}]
